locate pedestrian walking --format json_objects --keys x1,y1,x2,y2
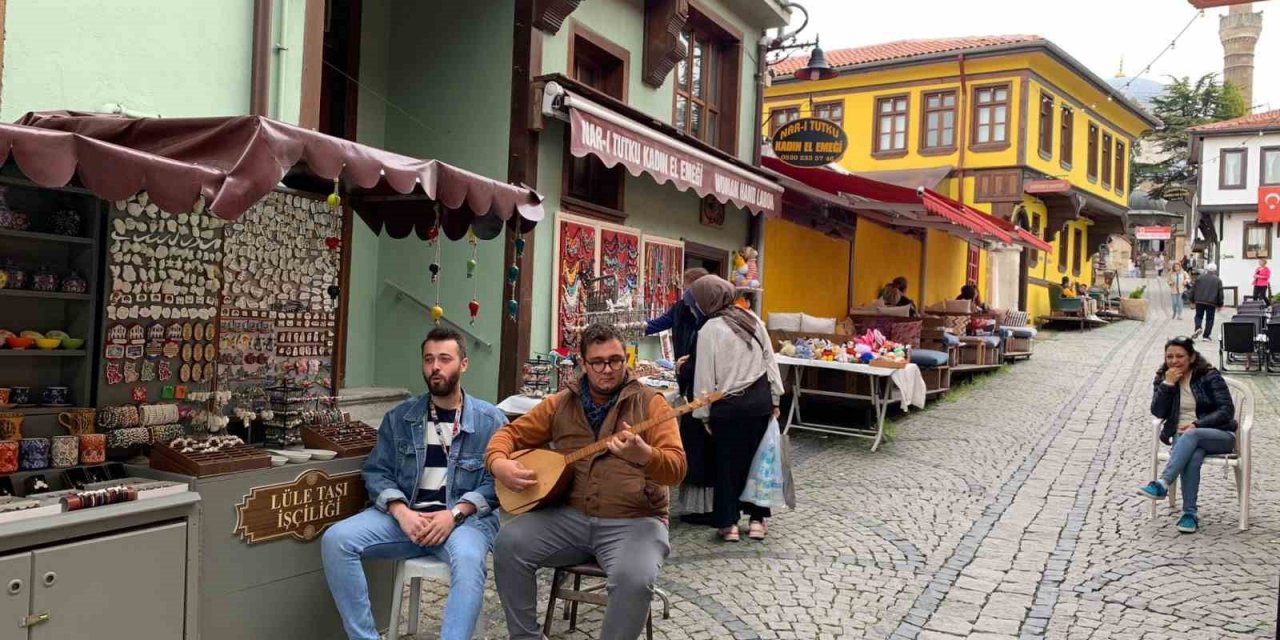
[
  {"x1": 1156, "y1": 254, "x2": 1165, "y2": 277},
  {"x1": 1190, "y1": 264, "x2": 1223, "y2": 341},
  {"x1": 1138, "y1": 336, "x2": 1237, "y2": 534},
  {"x1": 1251, "y1": 258, "x2": 1271, "y2": 303},
  {"x1": 1167, "y1": 261, "x2": 1188, "y2": 320},
  {"x1": 689, "y1": 275, "x2": 784, "y2": 542}
]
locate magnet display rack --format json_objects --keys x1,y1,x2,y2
[{"x1": 0, "y1": 175, "x2": 104, "y2": 440}]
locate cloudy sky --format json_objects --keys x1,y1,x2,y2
[{"x1": 790, "y1": 0, "x2": 1277, "y2": 113}]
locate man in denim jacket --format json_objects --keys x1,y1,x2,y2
[{"x1": 322, "y1": 327, "x2": 506, "y2": 640}]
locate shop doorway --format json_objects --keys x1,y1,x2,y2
[{"x1": 684, "y1": 241, "x2": 728, "y2": 279}]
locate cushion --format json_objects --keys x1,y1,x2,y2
[
  {"x1": 800, "y1": 313, "x2": 837, "y2": 334},
  {"x1": 944, "y1": 299, "x2": 974, "y2": 313},
  {"x1": 941, "y1": 333, "x2": 961, "y2": 347},
  {"x1": 1008, "y1": 327, "x2": 1037, "y2": 339},
  {"x1": 767, "y1": 312, "x2": 802, "y2": 332},
  {"x1": 910, "y1": 349, "x2": 949, "y2": 367},
  {"x1": 1005, "y1": 310, "x2": 1030, "y2": 327},
  {"x1": 877, "y1": 305, "x2": 912, "y2": 317}
]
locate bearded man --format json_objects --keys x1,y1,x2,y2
[{"x1": 322, "y1": 326, "x2": 507, "y2": 640}]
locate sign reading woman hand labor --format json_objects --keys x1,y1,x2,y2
[{"x1": 772, "y1": 118, "x2": 848, "y2": 167}]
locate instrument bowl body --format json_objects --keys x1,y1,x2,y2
[{"x1": 496, "y1": 448, "x2": 572, "y2": 515}]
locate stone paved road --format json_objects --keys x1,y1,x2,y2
[{"x1": 397, "y1": 276, "x2": 1278, "y2": 639}]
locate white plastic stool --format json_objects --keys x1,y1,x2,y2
[{"x1": 387, "y1": 556, "x2": 489, "y2": 639}]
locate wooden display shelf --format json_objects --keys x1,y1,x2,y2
[
  {"x1": 0, "y1": 349, "x2": 87, "y2": 357},
  {"x1": 302, "y1": 423, "x2": 378, "y2": 458},
  {"x1": 149, "y1": 442, "x2": 272, "y2": 477},
  {"x1": 0, "y1": 405, "x2": 91, "y2": 416},
  {"x1": 0, "y1": 228, "x2": 95, "y2": 245},
  {"x1": 0, "y1": 289, "x2": 91, "y2": 301}
]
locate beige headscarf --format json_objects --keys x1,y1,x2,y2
[{"x1": 690, "y1": 275, "x2": 760, "y2": 347}]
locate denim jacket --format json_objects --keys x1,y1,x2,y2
[{"x1": 362, "y1": 392, "x2": 507, "y2": 531}]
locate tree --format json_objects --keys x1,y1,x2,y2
[{"x1": 1132, "y1": 73, "x2": 1247, "y2": 199}]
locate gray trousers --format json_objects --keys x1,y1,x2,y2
[{"x1": 493, "y1": 506, "x2": 670, "y2": 640}]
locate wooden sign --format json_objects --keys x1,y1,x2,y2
[
  {"x1": 234, "y1": 469, "x2": 366, "y2": 544},
  {"x1": 772, "y1": 117, "x2": 848, "y2": 167},
  {"x1": 1024, "y1": 179, "x2": 1072, "y2": 194}
]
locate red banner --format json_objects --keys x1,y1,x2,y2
[
  {"x1": 569, "y1": 108, "x2": 781, "y2": 217},
  {"x1": 1259, "y1": 186, "x2": 1280, "y2": 223}
]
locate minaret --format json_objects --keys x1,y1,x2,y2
[{"x1": 1220, "y1": 2, "x2": 1263, "y2": 111}]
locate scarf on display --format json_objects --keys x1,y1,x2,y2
[
  {"x1": 580, "y1": 374, "x2": 625, "y2": 436},
  {"x1": 689, "y1": 275, "x2": 762, "y2": 348}
]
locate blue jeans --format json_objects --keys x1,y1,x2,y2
[
  {"x1": 1160, "y1": 428, "x2": 1236, "y2": 516},
  {"x1": 1171, "y1": 293, "x2": 1183, "y2": 318},
  {"x1": 322, "y1": 508, "x2": 494, "y2": 640}
]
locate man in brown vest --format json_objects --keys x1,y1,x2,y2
[{"x1": 485, "y1": 323, "x2": 686, "y2": 640}]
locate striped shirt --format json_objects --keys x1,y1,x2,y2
[{"x1": 412, "y1": 406, "x2": 456, "y2": 512}]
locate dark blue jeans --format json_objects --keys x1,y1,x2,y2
[{"x1": 1194, "y1": 304, "x2": 1216, "y2": 339}]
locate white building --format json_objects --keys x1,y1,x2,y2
[{"x1": 1189, "y1": 109, "x2": 1280, "y2": 302}]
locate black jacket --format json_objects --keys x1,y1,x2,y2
[
  {"x1": 1151, "y1": 367, "x2": 1237, "y2": 445},
  {"x1": 1190, "y1": 273, "x2": 1224, "y2": 306}
]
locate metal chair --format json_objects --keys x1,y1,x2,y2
[
  {"x1": 1149, "y1": 377, "x2": 1254, "y2": 530},
  {"x1": 1219, "y1": 321, "x2": 1263, "y2": 373},
  {"x1": 388, "y1": 556, "x2": 489, "y2": 639},
  {"x1": 542, "y1": 561, "x2": 671, "y2": 639},
  {"x1": 1267, "y1": 323, "x2": 1280, "y2": 373}
]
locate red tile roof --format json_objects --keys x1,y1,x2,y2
[
  {"x1": 1187, "y1": 109, "x2": 1280, "y2": 134},
  {"x1": 769, "y1": 35, "x2": 1044, "y2": 76}
]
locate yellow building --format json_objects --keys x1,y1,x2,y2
[{"x1": 761, "y1": 35, "x2": 1159, "y2": 321}]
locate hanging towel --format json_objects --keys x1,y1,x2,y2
[{"x1": 889, "y1": 363, "x2": 927, "y2": 410}]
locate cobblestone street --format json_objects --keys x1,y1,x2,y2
[{"x1": 404, "y1": 277, "x2": 1279, "y2": 640}]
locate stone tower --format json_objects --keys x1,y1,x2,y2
[{"x1": 1220, "y1": 3, "x2": 1263, "y2": 111}]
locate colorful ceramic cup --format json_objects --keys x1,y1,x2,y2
[
  {"x1": 19, "y1": 437, "x2": 49, "y2": 470},
  {"x1": 0, "y1": 388, "x2": 10, "y2": 406},
  {"x1": 51, "y1": 435, "x2": 78, "y2": 468},
  {"x1": 0, "y1": 441, "x2": 17, "y2": 474},
  {"x1": 10, "y1": 386, "x2": 30, "y2": 405},
  {"x1": 78, "y1": 434, "x2": 106, "y2": 465},
  {"x1": 0, "y1": 412, "x2": 22, "y2": 441},
  {"x1": 58, "y1": 409, "x2": 96, "y2": 435}
]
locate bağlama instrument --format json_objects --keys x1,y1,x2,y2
[{"x1": 495, "y1": 391, "x2": 722, "y2": 515}]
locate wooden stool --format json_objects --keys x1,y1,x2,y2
[{"x1": 541, "y1": 561, "x2": 671, "y2": 639}]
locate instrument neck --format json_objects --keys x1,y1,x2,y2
[{"x1": 563, "y1": 405, "x2": 692, "y2": 465}]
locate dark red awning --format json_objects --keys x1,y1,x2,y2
[
  {"x1": 980, "y1": 208, "x2": 1054, "y2": 252},
  {"x1": 3, "y1": 112, "x2": 544, "y2": 240},
  {"x1": 762, "y1": 157, "x2": 1012, "y2": 243}
]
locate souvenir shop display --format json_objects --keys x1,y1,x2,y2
[
  {"x1": 79, "y1": 433, "x2": 106, "y2": 465},
  {"x1": 218, "y1": 192, "x2": 340, "y2": 391},
  {"x1": 149, "y1": 434, "x2": 272, "y2": 477},
  {"x1": 261, "y1": 380, "x2": 308, "y2": 447},
  {"x1": 301, "y1": 419, "x2": 378, "y2": 458},
  {"x1": 729, "y1": 246, "x2": 761, "y2": 290},
  {"x1": 19, "y1": 437, "x2": 50, "y2": 470},
  {"x1": 519, "y1": 356, "x2": 553, "y2": 397},
  {"x1": 777, "y1": 330, "x2": 910, "y2": 368}
]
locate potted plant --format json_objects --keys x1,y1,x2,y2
[{"x1": 1120, "y1": 285, "x2": 1148, "y2": 320}]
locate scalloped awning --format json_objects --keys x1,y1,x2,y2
[{"x1": 4, "y1": 112, "x2": 544, "y2": 241}]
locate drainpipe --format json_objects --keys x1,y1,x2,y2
[
  {"x1": 750, "y1": 34, "x2": 770, "y2": 316},
  {"x1": 275, "y1": 0, "x2": 291, "y2": 119},
  {"x1": 956, "y1": 53, "x2": 968, "y2": 203},
  {"x1": 250, "y1": 0, "x2": 273, "y2": 116}
]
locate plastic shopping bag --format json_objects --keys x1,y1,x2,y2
[{"x1": 740, "y1": 417, "x2": 787, "y2": 509}]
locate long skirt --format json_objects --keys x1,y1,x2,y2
[{"x1": 709, "y1": 413, "x2": 771, "y2": 528}]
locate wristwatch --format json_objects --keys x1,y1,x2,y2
[{"x1": 451, "y1": 506, "x2": 468, "y2": 525}]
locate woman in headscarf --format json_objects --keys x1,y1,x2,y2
[
  {"x1": 672, "y1": 291, "x2": 716, "y2": 525},
  {"x1": 689, "y1": 276, "x2": 784, "y2": 542}
]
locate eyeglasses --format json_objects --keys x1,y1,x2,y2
[{"x1": 585, "y1": 357, "x2": 626, "y2": 373}]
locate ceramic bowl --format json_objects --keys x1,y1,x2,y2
[
  {"x1": 60, "y1": 337, "x2": 85, "y2": 350},
  {"x1": 5, "y1": 337, "x2": 33, "y2": 350},
  {"x1": 269, "y1": 449, "x2": 311, "y2": 464},
  {"x1": 301, "y1": 448, "x2": 338, "y2": 461},
  {"x1": 270, "y1": 455, "x2": 288, "y2": 467},
  {"x1": 34, "y1": 338, "x2": 61, "y2": 350}
]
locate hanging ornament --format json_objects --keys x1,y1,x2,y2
[
  {"x1": 515, "y1": 234, "x2": 526, "y2": 258},
  {"x1": 325, "y1": 236, "x2": 341, "y2": 251},
  {"x1": 429, "y1": 262, "x2": 440, "y2": 283},
  {"x1": 507, "y1": 265, "x2": 520, "y2": 284},
  {"x1": 326, "y1": 176, "x2": 342, "y2": 210},
  {"x1": 427, "y1": 224, "x2": 440, "y2": 242},
  {"x1": 430, "y1": 304, "x2": 445, "y2": 322},
  {"x1": 466, "y1": 258, "x2": 477, "y2": 277},
  {"x1": 507, "y1": 298, "x2": 518, "y2": 319},
  {"x1": 469, "y1": 299, "x2": 480, "y2": 325}
]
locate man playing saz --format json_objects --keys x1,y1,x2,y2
[{"x1": 485, "y1": 322, "x2": 687, "y2": 640}]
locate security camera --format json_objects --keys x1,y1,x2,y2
[{"x1": 916, "y1": 186, "x2": 925, "y2": 197}]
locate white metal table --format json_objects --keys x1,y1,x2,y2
[{"x1": 774, "y1": 355, "x2": 925, "y2": 452}]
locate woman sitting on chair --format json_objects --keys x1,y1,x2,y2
[{"x1": 1138, "y1": 336, "x2": 1237, "y2": 534}]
